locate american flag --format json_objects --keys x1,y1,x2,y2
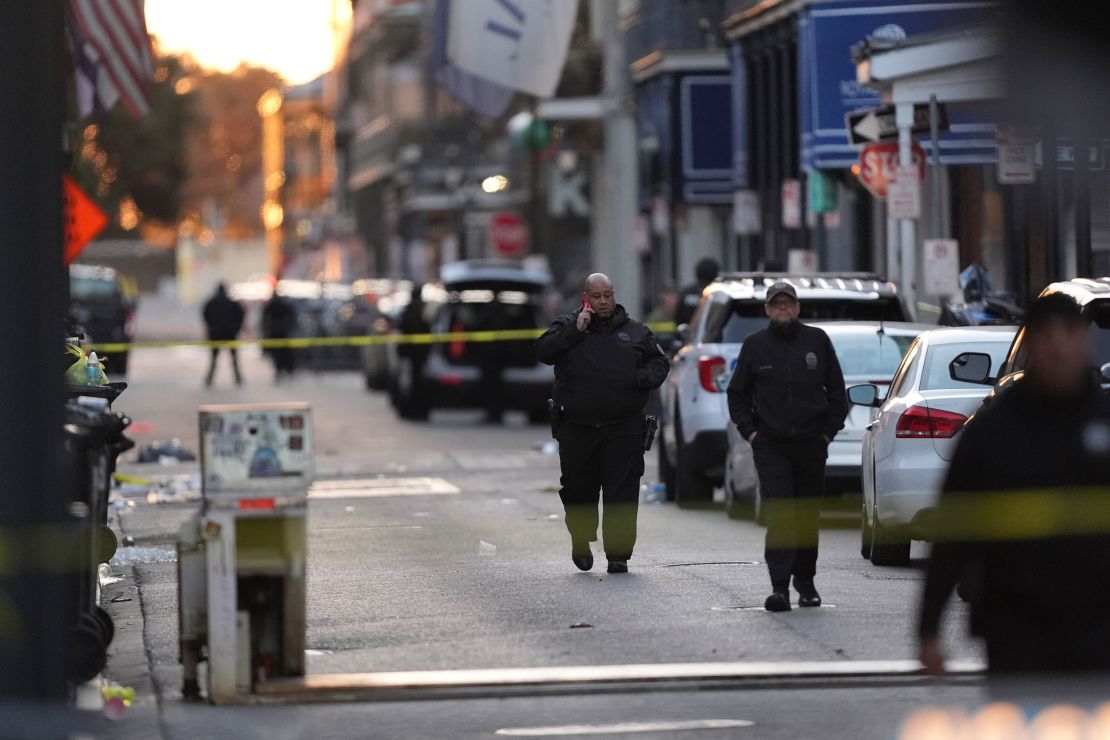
[{"x1": 67, "y1": 0, "x2": 153, "y2": 118}]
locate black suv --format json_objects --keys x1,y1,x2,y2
[
  {"x1": 69, "y1": 264, "x2": 137, "y2": 376},
  {"x1": 387, "y1": 260, "x2": 555, "y2": 420}
]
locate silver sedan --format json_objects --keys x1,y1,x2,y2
[{"x1": 848, "y1": 326, "x2": 1016, "y2": 565}]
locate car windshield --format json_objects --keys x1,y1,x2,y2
[
  {"x1": 920, "y1": 339, "x2": 1013, "y2": 390},
  {"x1": 435, "y1": 281, "x2": 550, "y2": 367},
  {"x1": 70, "y1": 275, "x2": 121, "y2": 302},
  {"x1": 826, "y1": 330, "x2": 916, "y2": 379},
  {"x1": 711, "y1": 298, "x2": 906, "y2": 344}
]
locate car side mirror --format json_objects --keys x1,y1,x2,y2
[
  {"x1": 714, "y1": 370, "x2": 733, "y2": 393},
  {"x1": 950, "y1": 352, "x2": 993, "y2": 385},
  {"x1": 847, "y1": 384, "x2": 880, "y2": 407}
]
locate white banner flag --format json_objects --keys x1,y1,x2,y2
[{"x1": 446, "y1": 0, "x2": 578, "y2": 98}]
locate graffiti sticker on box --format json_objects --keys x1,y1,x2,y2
[{"x1": 199, "y1": 404, "x2": 313, "y2": 493}]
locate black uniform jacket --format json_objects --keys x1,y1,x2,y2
[
  {"x1": 536, "y1": 304, "x2": 670, "y2": 426},
  {"x1": 726, "y1": 320, "x2": 848, "y2": 442},
  {"x1": 919, "y1": 379, "x2": 1110, "y2": 662}
]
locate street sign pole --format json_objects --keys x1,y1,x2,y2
[
  {"x1": 897, "y1": 103, "x2": 918, "y2": 319},
  {"x1": 0, "y1": 0, "x2": 70, "y2": 705},
  {"x1": 930, "y1": 95, "x2": 944, "y2": 238}
]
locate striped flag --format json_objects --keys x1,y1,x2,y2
[{"x1": 67, "y1": 0, "x2": 153, "y2": 118}]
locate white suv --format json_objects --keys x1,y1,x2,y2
[{"x1": 658, "y1": 273, "x2": 910, "y2": 506}]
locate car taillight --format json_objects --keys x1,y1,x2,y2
[
  {"x1": 895, "y1": 405, "x2": 966, "y2": 439},
  {"x1": 698, "y1": 355, "x2": 726, "y2": 393},
  {"x1": 124, "y1": 309, "x2": 136, "y2": 340}
]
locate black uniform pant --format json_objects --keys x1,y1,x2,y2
[
  {"x1": 557, "y1": 416, "x2": 644, "y2": 560},
  {"x1": 752, "y1": 435, "x2": 826, "y2": 590},
  {"x1": 205, "y1": 346, "x2": 242, "y2": 386}
]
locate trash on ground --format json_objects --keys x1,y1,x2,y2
[{"x1": 135, "y1": 439, "x2": 196, "y2": 463}]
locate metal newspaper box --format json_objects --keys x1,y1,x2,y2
[{"x1": 179, "y1": 403, "x2": 313, "y2": 703}]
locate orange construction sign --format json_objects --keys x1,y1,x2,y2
[{"x1": 62, "y1": 173, "x2": 109, "y2": 265}]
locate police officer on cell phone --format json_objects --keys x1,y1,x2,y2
[
  {"x1": 536, "y1": 273, "x2": 670, "y2": 574},
  {"x1": 727, "y1": 281, "x2": 848, "y2": 611}
]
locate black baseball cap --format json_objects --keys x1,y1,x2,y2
[{"x1": 765, "y1": 281, "x2": 798, "y2": 304}]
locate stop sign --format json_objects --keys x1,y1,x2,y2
[
  {"x1": 488, "y1": 211, "x2": 529, "y2": 258},
  {"x1": 858, "y1": 141, "x2": 927, "y2": 199}
]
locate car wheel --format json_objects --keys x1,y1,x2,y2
[
  {"x1": 657, "y1": 424, "x2": 676, "y2": 500},
  {"x1": 674, "y1": 415, "x2": 714, "y2": 508},
  {"x1": 869, "y1": 510, "x2": 910, "y2": 566},
  {"x1": 860, "y1": 500, "x2": 873, "y2": 560}
]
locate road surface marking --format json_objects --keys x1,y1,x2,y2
[
  {"x1": 495, "y1": 719, "x2": 755, "y2": 735},
  {"x1": 309, "y1": 477, "x2": 460, "y2": 499}
]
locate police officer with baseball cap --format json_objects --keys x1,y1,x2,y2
[{"x1": 726, "y1": 281, "x2": 848, "y2": 611}]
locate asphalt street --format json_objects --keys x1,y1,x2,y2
[{"x1": 77, "y1": 344, "x2": 995, "y2": 739}]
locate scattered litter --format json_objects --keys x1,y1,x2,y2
[
  {"x1": 110, "y1": 546, "x2": 176, "y2": 565},
  {"x1": 344, "y1": 506, "x2": 355, "y2": 513},
  {"x1": 501, "y1": 498, "x2": 518, "y2": 505},
  {"x1": 537, "y1": 441, "x2": 558, "y2": 456},
  {"x1": 547, "y1": 514, "x2": 560, "y2": 521},
  {"x1": 135, "y1": 439, "x2": 195, "y2": 463},
  {"x1": 413, "y1": 512, "x2": 430, "y2": 518},
  {"x1": 122, "y1": 536, "x2": 135, "y2": 547},
  {"x1": 569, "y1": 623, "x2": 593, "y2": 629},
  {"x1": 539, "y1": 486, "x2": 560, "y2": 494},
  {"x1": 478, "y1": 540, "x2": 497, "y2": 556},
  {"x1": 644, "y1": 482, "x2": 667, "y2": 503},
  {"x1": 128, "y1": 421, "x2": 156, "y2": 435},
  {"x1": 109, "y1": 593, "x2": 132, "y2": 603}
]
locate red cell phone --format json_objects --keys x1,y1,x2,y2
[{"x1": 581, "y1": 293, "x2": 590, "y2": 311}]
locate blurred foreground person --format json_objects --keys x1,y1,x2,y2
[
  {"x1": 261, "y1": 290, "x2": 297, "y2": 383},
  {"x1": 536, "y1": 273, "x2": 669, "y2": 574},
  {"x1": 919, "y1": 294, "x2": 1110, "y2": 684},
  {"x1": 727, "y1": 281, "x2": 847, "y2": 611},
  {"x1": 202, "y1": 282, "x2": 245, "y2": 387}
]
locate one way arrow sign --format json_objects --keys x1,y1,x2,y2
[{"x1": 845, "y1": 104, "x2": 948, "y2": 146}]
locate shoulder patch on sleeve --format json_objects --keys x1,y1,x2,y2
[{"x1": 656, "y1": 343, "x2": 666, "y2": 356}]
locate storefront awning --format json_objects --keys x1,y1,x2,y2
[{"x1": 798, "y1": 1, "x2": 998, "y2": 170}]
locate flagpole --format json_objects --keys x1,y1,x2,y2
[{"x1": 0, "y1": 0, "x2": 71, "y2": 706}]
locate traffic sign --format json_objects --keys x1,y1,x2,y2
[
  {"x1": 857, "y1": 141, "x2": 927, "y2": 199},
  {"x1": 845, "y1": 103, "x2": 948, "y2": 146},
  {"x1": 887, "y1": 164, "x2": 921, "y2": 219},
  {"x1": 62, "y1": 174, "x2": 108, "y2": 265},
  {"x1": 487, "y1": 211, "x2": 529, "y2": 258},
  {"x1": 924, "y1": 239, "x2": 960, "y2": 296}
]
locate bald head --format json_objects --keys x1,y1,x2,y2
[{"x1": 583, "y1": 273, "x2": 616, "y2": 320}]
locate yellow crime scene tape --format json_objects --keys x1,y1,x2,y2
[{"x1": 84, "y1": 323, "x2": 680, "y2": 354}]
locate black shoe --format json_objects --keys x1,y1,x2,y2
[
  {"x1": 572, "y1": 552, "x2": 594, "y2": 571},
  {"x1": 606, "y1": 558, "x2": 628, "y2": 574},
  {"x1": 764, "y1": 591, "x2": 791, "y2": 612},
  {"x1": 794, "y1": 578, "x2": 821, "y2": 608}
]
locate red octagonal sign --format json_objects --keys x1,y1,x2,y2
[
  {"x1": 488, "y1": 211, "x2": 529, "y2": 258},
  {"x1": 858, "y1": 141, "x2": 927, "y2": 199}
]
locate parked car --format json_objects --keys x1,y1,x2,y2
[
  {"x1": 658, "y1": 272, "x2": 910, "y2": 507},
  {"x1": 848, "y1": 326, "x2": 1017, "y2": 565},
  {"x1": 954, "y1": 278, "x2": 1110, "y2": 406},
  {"x1": 359, "y1": 279, "x2": 412, "y2": 391},
  {"x1": 721, "y1": 320, "x2": 930, "y2": 522},
  {"x1": 387, "y1": 260, "x2": 555, "y2": 420},
  {"x1": 68, "y1": 263, "x2": 137, "y2": 376}
]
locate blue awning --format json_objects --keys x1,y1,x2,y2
[{"x1": 798, "y1": 1, "x2": 998, "y2": 170}]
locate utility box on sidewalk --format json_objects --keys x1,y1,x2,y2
[{"x1": 177, "y1": 402, "x2": 313, "y2": 703}]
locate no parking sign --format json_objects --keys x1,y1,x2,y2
[{"x1": 923, "y1": 239, "x2": 960, "y2": 297}]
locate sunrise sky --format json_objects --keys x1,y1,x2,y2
[{"x1": 144, "y1": 0, "x2": 351, "y2": 84}]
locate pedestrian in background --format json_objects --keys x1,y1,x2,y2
[
  {"x1": 919, "y1": 293, "x2": 1110, "y2": 685},
  {"x1": 202, "y1": 282, "x2": 245, "y2": 388},
  {"x1": 675, "y1": 257, "x2": 719, "y2": 327},
  {"x1": 727, "y1": 281, "x2": 848, "y2": 611},
  {"x1": 261, "y1": 289, "x2": 297, "y2": 383},
  {"x1": 536, "y1": 273, "x2": 670, "y2": 574},
  {"x1": 645, "y1": 284, "x2": 679, "y2": 326}
]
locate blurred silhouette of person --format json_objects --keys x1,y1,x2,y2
[
  {"x1": 919, "y1": 293, "x2": 1110, "y2": 691},
  {"x1": 646, "y1": 284, "x2": 679, "y2": 325},
  {"x1": 202, "y1": 282, "x2": 245, "y2": 387},
  {"x1": 397, "y1": 283, "x2": 430, "y2": 386},
  {"x1": 675, "y1": 257, "x2": 719, "y2": 327},
  {"x1": 261, "y1": 290, "x2": 297, "y2": 383}
]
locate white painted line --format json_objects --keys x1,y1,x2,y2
[
  {"x1": 309, "y1": 477, "x2": 461, "y2": 499},
  {"x1": 495, "y1": 719, "x2": 755, "y2": 736}
]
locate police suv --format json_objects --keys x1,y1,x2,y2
[{"x1": 658, "y1": 273, "x2": 910, "y2": 506}]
